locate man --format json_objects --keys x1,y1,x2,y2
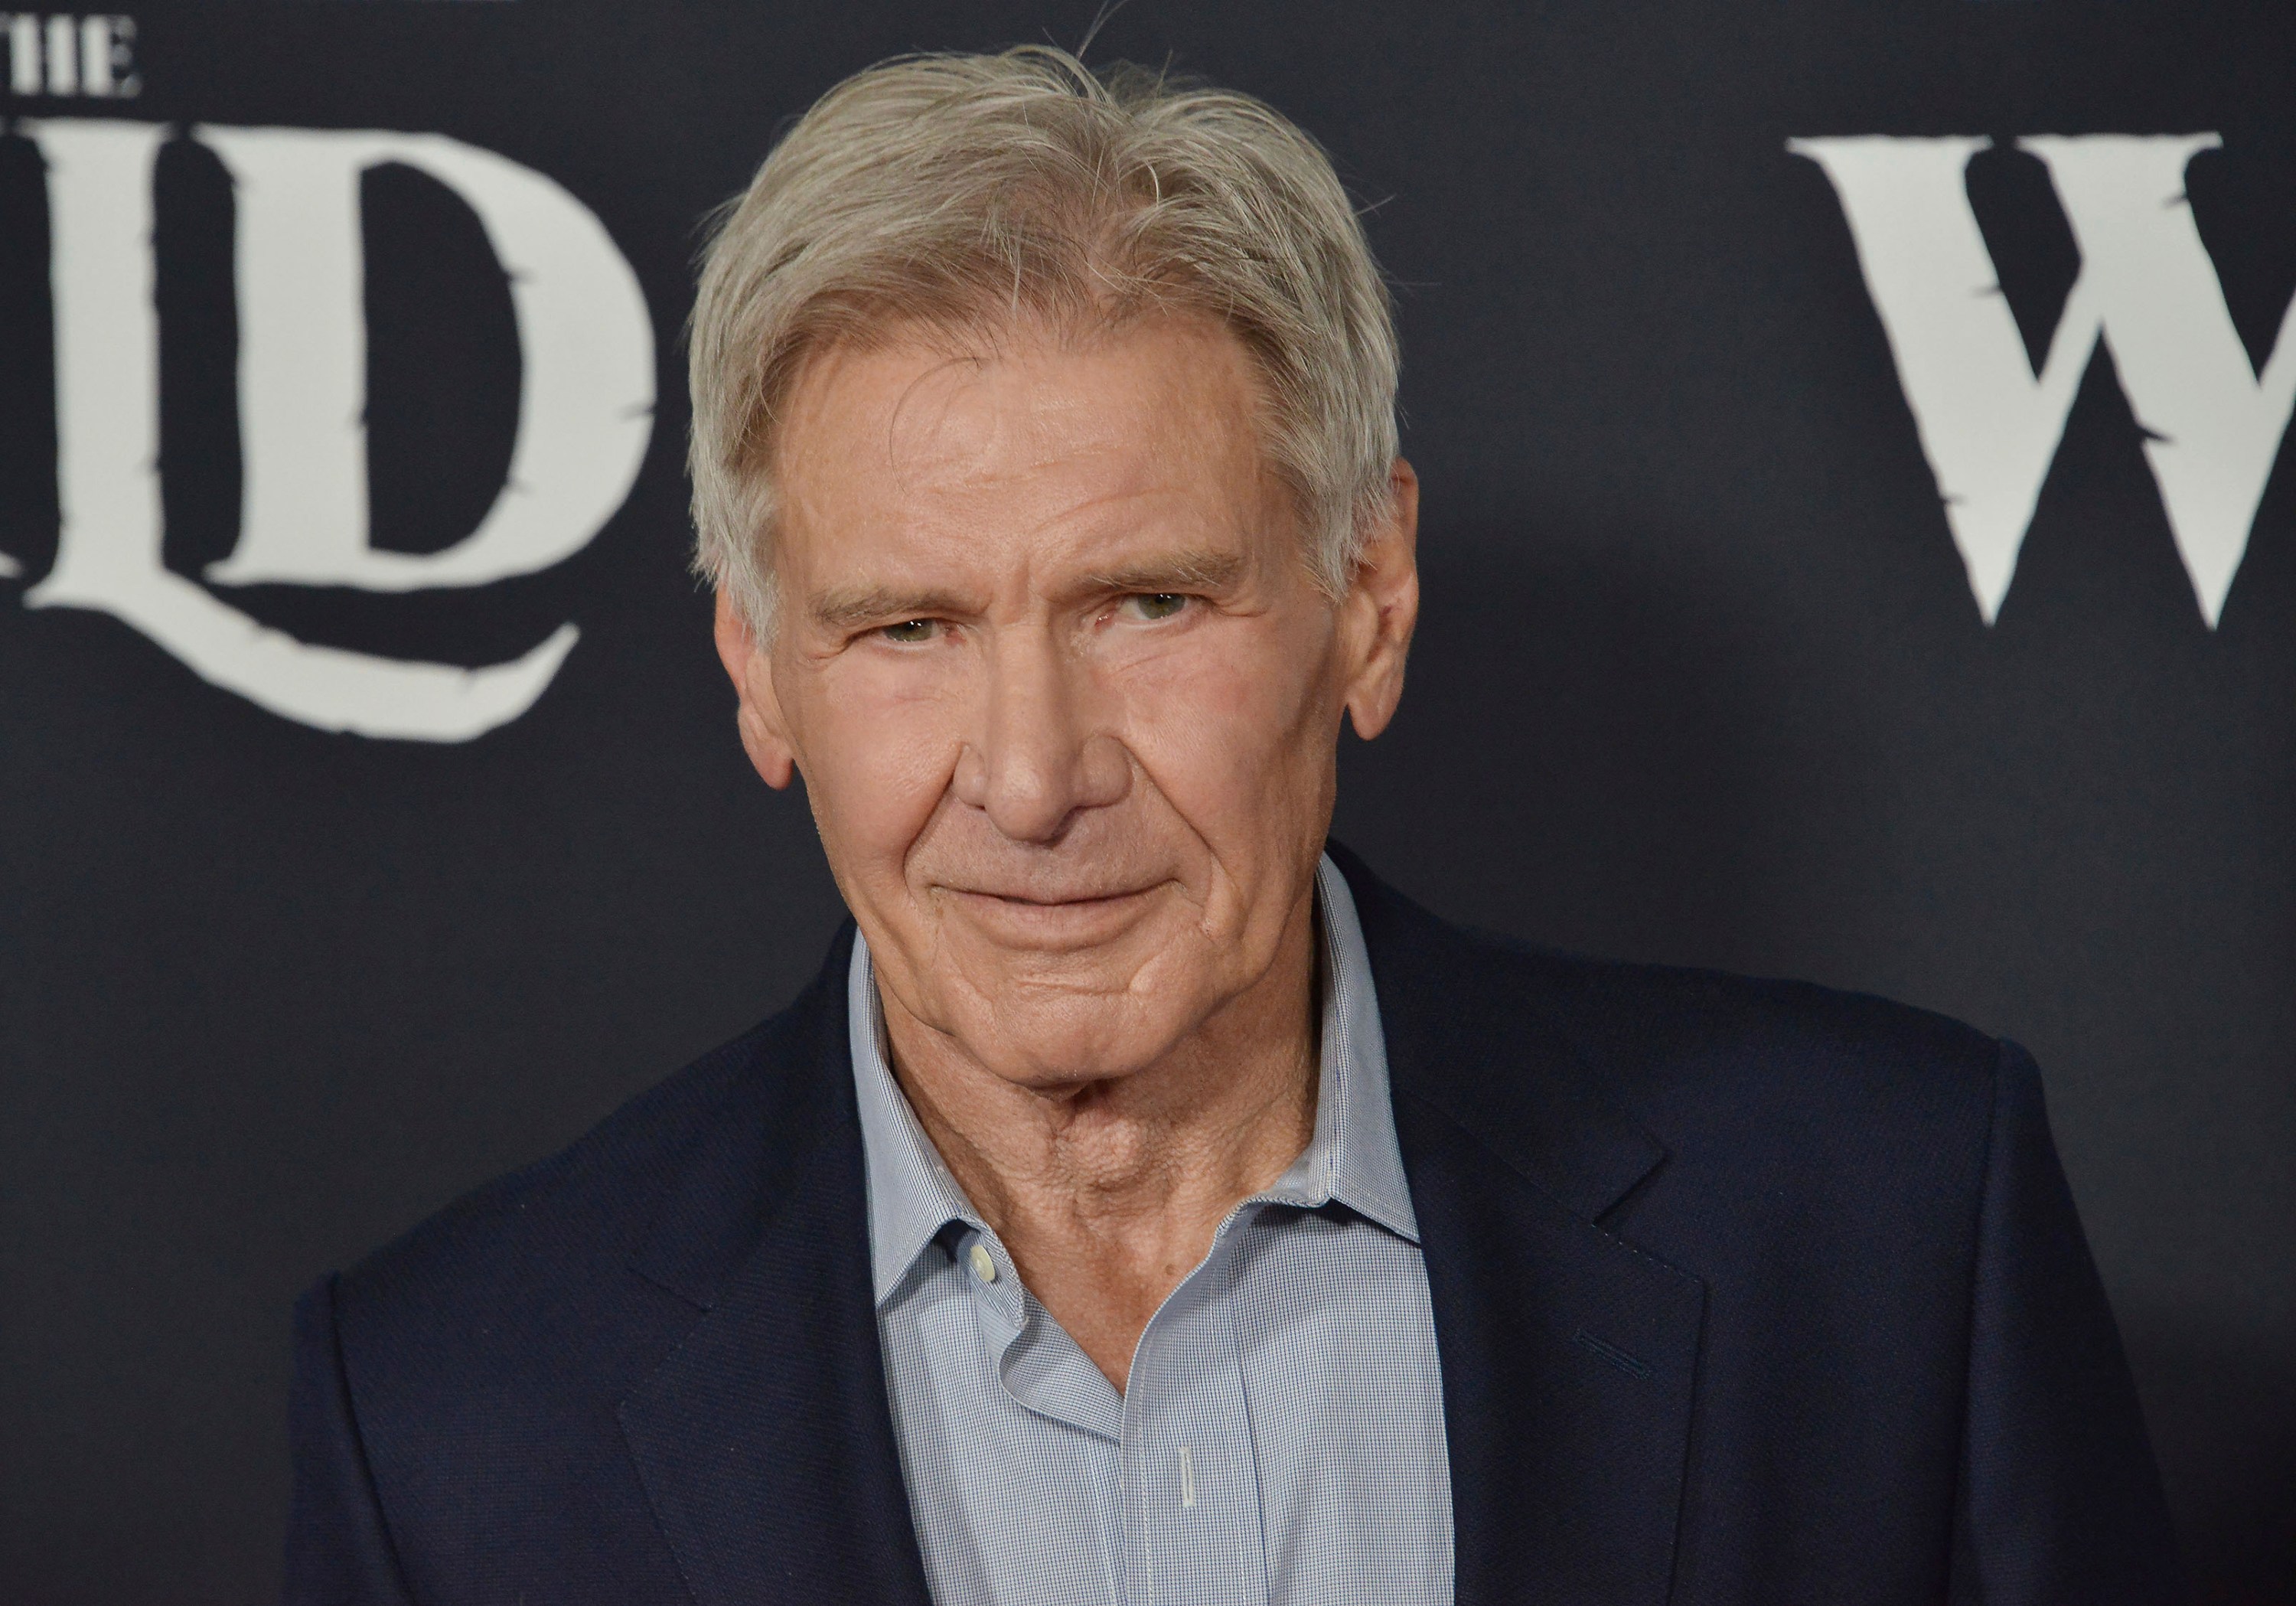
[{"x1": 285, "y1": 47, "x2": 2181, "y2": 1606}]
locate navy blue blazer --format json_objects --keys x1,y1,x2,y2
[{"x1": 285, "y1": 846, "x2": 2182, "y2": 1604}]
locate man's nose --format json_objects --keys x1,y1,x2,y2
[{"x1": 951, "y1": 631, "x2": 1130, "y2": 844}]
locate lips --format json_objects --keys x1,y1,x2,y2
[
  {"x1": 936, "y1": 881, "x2": 1168, "y2": 949},
  {"x1": 955, "y1": 886, "x2": 1155, "y2": 906}
]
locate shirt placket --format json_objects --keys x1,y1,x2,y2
[
  {"x1": 958, "y1": 1224, "x2": 1131, "y2": 1604},
  {"x1": 1120, "y1": 1216, "x2": 1270, "y2": 1606}
]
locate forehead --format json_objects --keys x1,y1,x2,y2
[{"x1": 768, "y1": 314, "x2": 1283, "y2": 579}]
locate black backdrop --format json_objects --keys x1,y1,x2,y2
[{"x1": 4, "y1": 2, "x2": 2292, "y2": 1601}]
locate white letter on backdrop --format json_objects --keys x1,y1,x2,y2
[
  {"x1": 1789, "y1": 135, "x2": 2102, "y2": 624},
  {"x1": 2027, "y1": 135, "x2": 2296, "y2": 625},
  {"x1": 199, "y1": 126, "x2": 655, "y2": 592},
  {"x1": 1792, "y1": 132, "x2": 2294, "y2": 626},
  {"x1": 14, "y1": 119, "x2": 654, "y2": 739}
]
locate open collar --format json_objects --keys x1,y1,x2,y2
[{"x1": 846, "y1": 853, "x2": 1423, "y2": 1310}]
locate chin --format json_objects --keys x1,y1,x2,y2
[{"x1": 964, "y1": 997, "x2": 1190, "y2": 1089}]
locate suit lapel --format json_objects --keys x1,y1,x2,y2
[
  {"x1": 1338, "y1": 848, "x2": 1706, "y2": 1606},
  {"x1": 1399, "y1": 1095, "x2": 1705, "y2": 1606},
  {"x1": 617, "y1": 930, "x2": 934, "y2": 1606}
]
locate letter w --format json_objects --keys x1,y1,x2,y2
[{"x1": 1789, "y1": 135, "x2": 2296, "y2": 627}]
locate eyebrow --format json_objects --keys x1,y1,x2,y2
[
  {"x1": 808, "y1": 586, "x2": 974, "y2": 632},
  {"x1": 1079, "y1": 550, "x2": 1244, "y2": 596},
  {"x1": 806, "y1": 550, "x2": 1247, "y2": 632}
]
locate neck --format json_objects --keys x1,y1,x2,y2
[{"x1": 878, "y1": 892, "x2": 1320, "y2": 1392}]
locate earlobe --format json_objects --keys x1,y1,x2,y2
[
  {"x1": 713, "y1": 591, "x2": 799, "y2": 790},
  {"x1": 1343, "y1": 459, "x2": 1421, "y2": 743}
]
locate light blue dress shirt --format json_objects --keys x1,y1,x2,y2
[{"x1": 849, "y1": 854, "x2": 1456, "y2": 1606}]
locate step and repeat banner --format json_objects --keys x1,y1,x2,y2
[{"x1": 3, "y1": 2, "x2": 2289, "y2": 1599}]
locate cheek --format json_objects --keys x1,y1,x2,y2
[
  {"x1": 1114, "y1": 616, "x2": 1335, "y2": 835},
  {"x1": 789, "y1": 654, "x2": 964, "y2": 871}
]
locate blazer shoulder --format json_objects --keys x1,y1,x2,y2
[
  {"x1": 1471, "y1": 930, "x2": 2016, "y2": 1209},
  {"x1": 1339, "y1": 850, "x2": 2008, "y2": 1162},
  {"x1": 328, "y1": 948, "x2": 846, "y2": 1350},
  {"x1": 1501, "y1": 932, "x2": 2000, "y2": 1090}
]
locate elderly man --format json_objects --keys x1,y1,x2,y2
[{"x1": 285, "y1": 47, "x2": 2180, "y2": 1606}]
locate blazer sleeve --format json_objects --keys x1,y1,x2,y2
[
  {"x1": 282, "y1": 1274, "x2": 420, "y2": 1606},
  {"x1": 1950, "y1": 1041, "x2": 2185, "y2": 1605}
]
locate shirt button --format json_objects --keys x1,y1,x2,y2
[{"x1": 968, "y1": 1242, "x2": 998, "y2": 1284}]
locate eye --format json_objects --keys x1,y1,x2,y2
[
  {"x1": 1122, "y1": 592, "x2": 1190, "y2": 622},
  {"x1": 878, "y1": 619, "x2": 939, "y2": 645}
]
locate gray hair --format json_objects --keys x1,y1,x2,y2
[{"x1": 688, "y1": 46, "x2": 1399, "y2": 635}]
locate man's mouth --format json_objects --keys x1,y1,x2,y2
[
  {"x1": 959, "y1": 886, "x2": 1155, "y2": 907},
  {"x1": 937, "y1": 882, "x2": 1167, "y2": 947}
]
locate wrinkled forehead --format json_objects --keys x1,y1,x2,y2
[
  {"x1": 768, "y1": 303, "x2": 1274, "y2": 460},
  {"x1": 765, "y1": 312, "x2": 1293, "y2": 586}
]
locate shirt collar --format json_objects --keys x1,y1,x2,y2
[
  {"x1": 848, "y1": 851, "x2": 1420, "y2": 1308},
  {"x1": 846, "y1": 939, "x2": 978, "y2": 1306}
]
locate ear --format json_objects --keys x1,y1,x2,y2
[
  {"x1": 1340, "y1": 458, "x2": 1420, "y2": 742},
  {"x1": 713, "y1": 590, "x2": 798, "y2": 790}
]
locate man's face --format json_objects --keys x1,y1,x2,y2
[{"x1": 716, "y1": 314, "x2": 1416, "y2": 1089}]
